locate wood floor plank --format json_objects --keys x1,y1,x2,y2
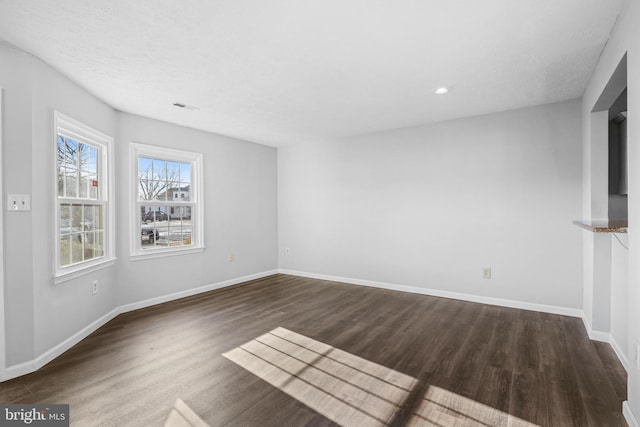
[{"x1": 0, "y1": 274, "x2": 627, "y2": 426}]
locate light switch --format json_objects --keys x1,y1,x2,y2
[{"x1": 7, "y1": 194, "x2": 31, "y2": 211}]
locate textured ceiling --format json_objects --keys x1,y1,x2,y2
[{"x1": 0, "y1": 0, "x2": 625, "y2": 146}]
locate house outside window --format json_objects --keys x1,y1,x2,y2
[{"x1": 131, "y1": 143, "x2": 204, "y2": 259}]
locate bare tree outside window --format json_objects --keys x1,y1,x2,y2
[
  {"x1": 138, "y1": 157, "x2": 182, "y2": 201},
  {"x1": 56, "y1": 135, "x2": 103, "y2": 267},
  {"x1": 55, "y1": 111, "x2": 113, "y2": 276},
  {"x1": 136, "y1": 155, "x2": 193, "y2": 250}
]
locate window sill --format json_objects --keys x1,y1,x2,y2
[
  {"x1": 130, "y1": 246, "x2": 205, "y2": 261},
  {"x1": 54, "y1": 258, "x2": 117, "y2": 285}
]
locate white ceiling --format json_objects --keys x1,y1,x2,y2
[{"x1": 0, "y1": 0, "x2": 625, "y2": 147}]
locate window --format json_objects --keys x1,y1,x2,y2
[
  {"x1": 55, "y1": 111, "x2": 114, "y2": 280},
  {"x1": 131, "y1": 143, "x2": 204, "y2": 258}
]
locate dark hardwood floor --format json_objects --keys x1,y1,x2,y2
[{"x1": 0, "y1": 274, "x2": 627, "y2": 426}]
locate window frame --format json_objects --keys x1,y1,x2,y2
[
  {"x1": 53, "y1": 111, "x2": 115, "y2": 283},
  {"x1": 130, "y1": 142, "x2": 204, "y2": 260}
]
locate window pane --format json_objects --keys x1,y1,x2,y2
[
  {"x1": 179, "y1": 162, "x2": 190, "y2": 183},
  {"x1": 138, "y1": 157, "x2": 152, "y2": 173},
  {"x1": 138, "y1": 178, "x2": 151, "y2": 200},
  {"x1": 155, "y1": 221, "x2": 169, "y2": 247},
  {"x1": 65, "y1": 169, "x2": 78, "y2": 198},
  {"x1": 71, "y1": 204, "x2": 83, "y2": 230},
  {"x1": 141, "y1": 205, "x2": 168, "y2": 249},
  {"x1": 154, "y1": 180, "x2": 169, "y2": 201},
  {"x1": 88, "y1": 145, "x2": 98, "y2": 173},
  {"x1": 96, "y1": 205, "x2": 104, "y2": 231},
  {"x1": 142, "y1": 180, "x2": 167, "y2": 201},
  {"x1": 79, "y1": 143, "x2": 90, "y2": 171},
  {"x1": 88, "y1": 174, "x2": 98, "y2": 199},
  {"x1": 59, "y1": 203, "x2": 103, "y2": 265},
  {"x1": 60, "y1": 235, "x2": 72, "y2": 266},
  {"x1": 60, "y1": 204, "x2": 72, "y2": 235},
  {"x1": 141, "y1": 222, "x2": 157, "y2": 248},
  {"x1": 83, "y1": 205, "x2": 95, "y2": 231},
  {"x1": 161, "y1": 215, "x2": 192, "y2": 247},
  {"x1": 167, "y1": 161, "x2": 181, "y2": 183},
  {"x1": 79, "y1": 171, "x2": 89, "y2": 198},
  {"x1": 141, "y1": 205, "x2": 168, "y2": 223},
  {"x1": 71, "y1": 233, "x2": 84, "y2": 264},
  {"x1": 153, "y1": 159, "x2": 167, "y2": 179},
  {"x1": 138, "y1": 161, "x2": 151, "y2": 199},
  {"x1": 138, "y1": 158, "x2": 153, "y2": 188},
  {"x1": 95, "y1": 231, "x2": 104, "y2": 257},
  {"x1": 140, "y1": 205, "x2": 166, "y2": 249},
  {"x1": 65, "y1": 138, "x2": 78, "y2": 168},
  {"x1": 57, "y1": 135, "x2": 65, "y2": 165},
  {"x1": 182, "y1": 185, "x2": 190, "y2": 202},
  {"x1": 179, "y1": 218, "x2": 192, "y2": 246},
  {"x1": 83, "y1": 232, "x2": 95, "y2": 260},
  {"x1": 138, "y1": 157, "x2": 189, "y2": 202},
  {"x1": 71, "y1": 204, "x2": 84, "y2": 263},
  {"x1": 172, "y1": 206, "x2": 191, "y2": 220},
  {"x1": 168, "y1": 181, "x2": 180, "y2": 202},
  {"x1": 58, "y1": 167, "x2": 65, "y2": 197}
]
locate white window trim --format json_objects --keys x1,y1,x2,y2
[
  {"x1": 53, "y1": 111, "x2": 115, "y2": 282},
  {"x1": 130, "y1": 142, "x2": 205, "y2": 260}
]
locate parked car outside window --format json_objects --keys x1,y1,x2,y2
[
  {"x1": 141, "y1": 221, "x2": 159, "y2": 244},
  {"x1": 142, "y1": 210, "x2": 168, "y2": 223}
]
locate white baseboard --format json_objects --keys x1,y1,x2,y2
[
  {"x1": 119, "y1": 270, "x2": 279, "y2": 313},
  {"x1": 609, "y1": 335, "x2": 629, "y2": 372},
  {"x1": 282, "y1": 269, "x2": 635, "y2": 377},
  {"x1": 4, "y1": 307, "x2": 120, "y2": 381},
  {"x1": 624, "y1": 401, "x2": 640, "y2": 427},
  {"x1": 279, "y1": 269, "x2": 583, "y2": 318},
  {"x1": 2, "y1": 270, "x2": 279, "y2": 382},
  {"x1": 3, "y1": 359, "x2": 36, "y2": 381},
  {"x1": 36, "y1": 308, "x2": 120, "y2": 371},
  {"x1": 580, "y1": 313, "x2": 611, "y2": 342},
  {"x1": 580, "y1": 312, "x2": 631, "y2": 373}
]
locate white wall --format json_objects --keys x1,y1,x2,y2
[
  {"x1": 30, "y1": 51, "x2": 120, "y2": 359},
  {"x1": 1, "y1": 45, "x2": 45, "y2": 365},
  {"x1": 611, "y1": 234, "x2": 628, "y2": 361},
  {"x1": 582, "y1": 0, "x2": 640, "y2": 422},
  {"x1": 116, "y1": 113, "x2": 278, "y2": 306},
  {"x1": 0, "y1": 42, "x2": 278, "y2": 374},
  {"x1": 0, "y1": 42, "x2": 120, "y2": 366},
  {"x1": 279, "y1": 100, "x2": 583, "y2": 309}
]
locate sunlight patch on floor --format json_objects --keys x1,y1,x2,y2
[
  {"x1": 223, "y1": 327, "x2": 539, "y2": 427},
  {"x1": 407, "y1": 386, "x2": 539, "y2": 427},
  {"x1": 223, "y1": 327, "x2": 417, "y2": 427}
]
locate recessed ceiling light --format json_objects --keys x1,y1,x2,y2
[{"x1": 434, "y1": 87, "x2": 449, "y2": 95}]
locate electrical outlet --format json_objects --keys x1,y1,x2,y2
[
  {"x1": 285, "y1": 248, "x2": 291, "y2": 255},
  {"x1": 92, "y1": 280, "x2": 98, "y2": 295},
  {"x1": 482, "y1": 267, "x2": 491, "y2": 279},
  {"x1": 228, "y1": 255, "x2": 234, "y2": 262}
]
